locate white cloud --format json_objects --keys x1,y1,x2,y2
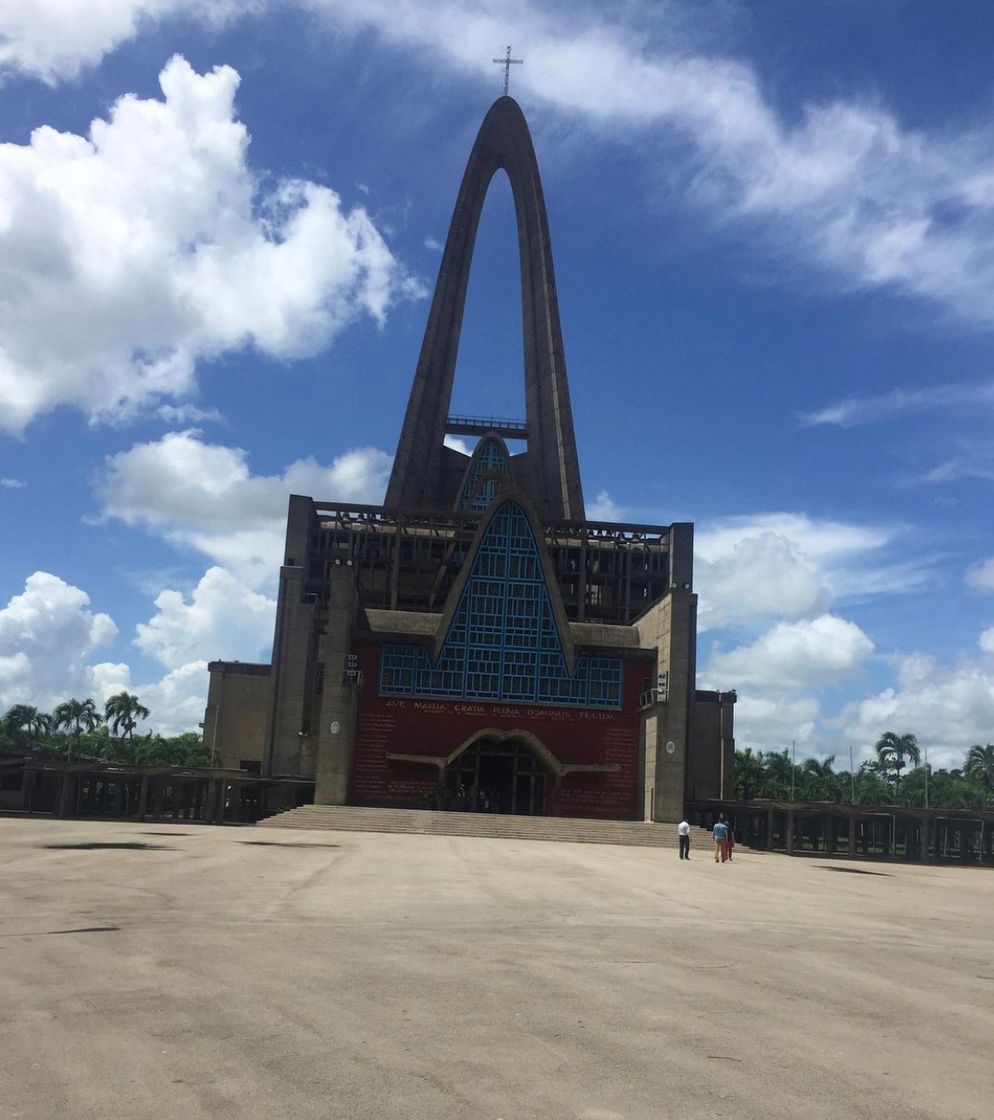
[
  {"x1": 922, "y1": 454, "x2": 994, "y2": 485},
  {"x1": 587, "y1": 489, "x2": 623, "y2": 521},
  {"x1": 136, "y1": 566, "x2": 274, "y2": 669},
  {"x1": 980, "y1": 626, "x2": 994, "y2": 654},
  {"x1": 966, "y1": 557, "x2": 994, "y2": 592},
  {"x1": 155, "y1": 403, "x2": 224, "y2": 425},
  {"x1": 707, "y1": 614, "x2": 874, "y2": 691},
  {"x1": 0, "y1": 572, "x2": 117, "y2": 709},
  {"x1": 726, "y1": 693, "x2": 820, "y2": 753},
  {"x1": 0, "y1": 1, "x2": 247, "y2": 83},
  {"x1": 98, "y1": 429, "x2": 391, "y2": 586},
  {"x1": 694, "y1": 512, "x2": 927, "y2": 630},
  {"x1": 801, "y1": 381, "x2": 994, "y2": 428},
  {"x1": 842, "y1": 643, "x2": 994, "y2": 766},
  {"x1": 7, "y1": 5, "x2": 994, "y2": 320},
  {"x1": 443, "y1": 434, "x2": 473, "y2": 455},
  {"x1": 0, "y1": 55, "x2": 418, "y2": 434},
  {"x1": 0, "y1": 477, "x2": 25, "y2": 488},
  {"x1": 92, "y1": 657, "x2": 211, "y2": 737}
]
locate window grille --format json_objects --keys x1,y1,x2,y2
[
  {"x1": 456, "y1": 436, "x2": 512, "y2": 512},
  {"x1": 380, "y1": 501, "x2": 623, "y2": 708}
]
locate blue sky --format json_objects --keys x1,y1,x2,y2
[{"x1": 2, "y1": 1, "x2": 994, "y2": 765}]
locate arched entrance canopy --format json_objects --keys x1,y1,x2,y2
[{"x1": 385, "y1": 96, "x2": 585, "y2": 521}]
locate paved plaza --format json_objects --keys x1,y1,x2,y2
[{"x1": 1, "y1": 817, "x2": 991, "y2": 1120}]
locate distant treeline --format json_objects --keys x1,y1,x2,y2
[
  {"x1": 1, "y1": 693, "x2": 211, "y2": 768},
  {"x1": 736, "y1": 733, "x2": 994, "y2": 810}
]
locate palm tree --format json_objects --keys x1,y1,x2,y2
[
  {"x1": 104, "y1": 692, "x2": 150, "y2": 763},
  {"x1": 734, "y1": 748, "x2": 765, "y2": 800},
  {"x1": 53, "y1": 698, "x2": 101, "y2": 762},
  {"x1": 801, "y1": 755, "x2": 838, "y2": 801},
  {"x1": 874, "y1": 731, "x2": 920, "y2": 792},
  {"x1": 964, "y1": 744, "x2": 994, "y2": 809}
]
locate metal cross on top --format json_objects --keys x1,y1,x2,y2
[{"x1": 493, "y1": 45, "x2": 523, "y2": 96}]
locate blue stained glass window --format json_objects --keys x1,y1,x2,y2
[
  {"x1": 456, "y1": 436, "x2": 511, "y2": 512},
  {"x1": 380, "y1": 501, "x2": 623, "y2": 708}
]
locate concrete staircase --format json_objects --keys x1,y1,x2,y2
[{"x1": 258, "y1": 804, "x2": 689, "y2": 849}]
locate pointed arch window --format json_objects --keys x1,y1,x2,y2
[
  {"x1": 380, "y1": 501, "x2": 622, "y2": 708},
  {"x1": 456, "y1": 436, "x2": 512, "y2": 513}
]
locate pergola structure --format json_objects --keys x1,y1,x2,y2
[
  {"x1": 690, "y1": 798, "x2": 994, "y2": 866},
  {"x1": 0, "y1": 754, "x2": 312, "y2": 824}
]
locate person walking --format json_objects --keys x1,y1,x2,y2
[
  {"x1": 678, "y1": 819, "x2": 691, "y2": 860},
  {"x1": 723, "y1": 821, "x2": 735, "y2": 862},
  {"x1": 712, "y1": 816, "x2": 729, "y2": 863}
]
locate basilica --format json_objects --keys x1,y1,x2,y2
[{"x1": 204, "y1": 95, "x2": 734, "y2": 821}]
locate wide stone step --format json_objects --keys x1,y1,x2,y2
[{"x1": 257, "y1": 804, "x2": 689, "y2": 848}]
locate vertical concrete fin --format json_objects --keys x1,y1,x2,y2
[{"x1": 385, "y1": 96, "x2": 585, "y2": 521}]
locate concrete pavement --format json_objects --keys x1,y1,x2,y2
[{"x1": 1, "y1": 817, "x2": 991, "y2": 1120}]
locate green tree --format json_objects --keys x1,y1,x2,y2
[
  {"x1": 52, "y1": 698, "x2": 101, "y2": 762},
  {"x1": 104, "y1": 692, "x2": 150, "y2": 763},
  {"x1": 734, "y1": 748, "x2": 765, "y2": 799},
  {"x1": 759, "y1": 749, "x2": 794, "y2": 799},
  {"x1": 3, "y1": 704, "x2": 51, "y2": 750},
  {"x1": 964, "y1": 744, "x2": 994, "y2": 809},
  {"x1": 800, "y1": 755, "x2": 839, "y2": 801},
  {"x1": 874, "y1": 731, "x2": 920, "y2": 792}
]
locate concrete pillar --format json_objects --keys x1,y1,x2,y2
[
  {"x1": 314, "y1": 567, "x2": 360, "y2": 805},
  {"x1": 635, "y1": 591, "x2": 693, "y2": 823},
  {"x1": 57, "y1": 771, "x2": 74, "y2": 818},
  {"x1": 264, "y1": 550, "x2": 318, "y2": 778},
  {"x1": 766, "y1": 809, "x2": 774, "y2": 850},
  {"x1": 786, "y1": 811, "x2": 795, "y2": 855},
  {"x1": 848, "y1": 812, "x2": 857, "y2": 856},
  {"x1": 137, "y1": 774, "x2": 149, "y2": 820}
]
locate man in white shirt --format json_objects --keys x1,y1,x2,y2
[{"x1": 678, "y1": 819, "x2": 691, "y2": 860}]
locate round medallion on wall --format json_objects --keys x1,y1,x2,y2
[
  {"x1": 665, "y1": 741, "x2": 676, "y2": 754},
  {"x1": 330, "y1": 721, "x2": 341, "y2": 735}
]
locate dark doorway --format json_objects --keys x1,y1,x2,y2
[{"x1": 446, "y1": 739, "x2": 547, "y2": 815}]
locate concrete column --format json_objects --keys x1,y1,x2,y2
[
  {"x1": 848, "y1": 812, "x2": 857, "y2": 856},
  {"x1": 766, "y1": 808, "x2": 773, "y2": 850},
  {"x1": 786, "y1": 811, "x2": 795, "y2": 854},
  {"x1": 264, "y1": 543, "x2": 318, "y2": 778},
  {"x1": 57, "y1": 771, "x2": 74, "y2": 818},
  {"x1": 314, "y1": 567, "x2": 360, "y2": 805},
  {"x1": 635, "y1": 591, "x2": 693, "y2": 823}
]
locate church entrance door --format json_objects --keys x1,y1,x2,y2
[{"x1": 446, "y1": 739, "x2": 546, "y2": 815}]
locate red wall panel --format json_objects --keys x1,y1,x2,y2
[{"x1": 350, "y1": 645, "x2": 645, "y2": 820}]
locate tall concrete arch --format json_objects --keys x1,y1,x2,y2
[{"x1": 385, "y1": 96, "x2": 585, "y2": 521}]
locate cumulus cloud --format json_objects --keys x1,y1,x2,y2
[
  {"x1": 707, "y1": 614, "x2": 874, "y2": 691},
  {"x1": 136, "y1": 566, "x2": 274, "y2": 669},
  {"x1": 0, "y1": 572, "x2": 117, "y2": 709},
  {"x1": 97, "y1": 429, "x2": 391, "y2": 586},
  {"x1": 91, "y1": 657, "x2": 211, "y2": 737},
  {"x1": 0, "y1": 1, "x2": 248, "y2": 83},
  {"x1": 0, "y1": 477, "x2": 25, "y2": 488},
  {"x1": 966, "y1": 557, "x2": 994, "y2": 592},
  {"x1": 0, "y1": 55, "x2": 418, "y2": 434},
  {"x1": 842, "y1": 642, "x2": 994, "y2": 765},
  {"x1": 587, "y1": 489, "x2": 623, "y2": 522},
  {"x1": 727, "y1": 694, "x2": 820, "y2": 753},
  {"x1": 7, "y1": 2, "x2": 994, "y2": 323},
  {"x1": 442, "y1": 434, "x2": 473, "y2": 455},
  {"x1": 980, "y1": 626, "x2": 994, "y2": 655},
  {"x1": 694, "y1": 512, "x2": 929, "y2": 630}
]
